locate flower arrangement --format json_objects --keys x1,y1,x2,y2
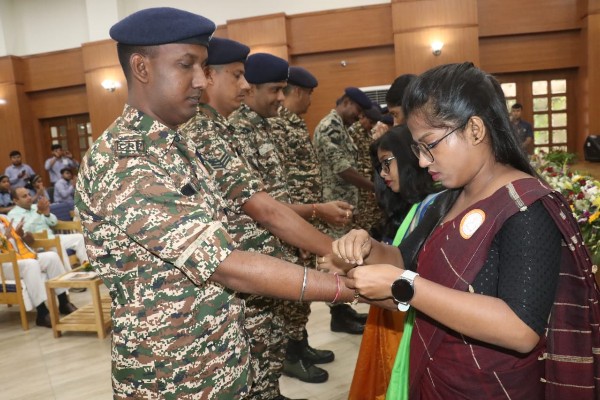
[{"x1": 532, "y1": 151, "x2": 600, "y2": 264}]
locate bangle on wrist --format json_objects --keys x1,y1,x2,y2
[{"x1": 299, "y1": 266, "x2": 308, "y2": 303}]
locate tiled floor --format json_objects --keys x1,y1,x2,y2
[{"x1": 0, "y1": 288, "x2": 368, "y2": 400}]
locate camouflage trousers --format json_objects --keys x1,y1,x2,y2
[{"x1": 244, "y1": 295, "x2": 287, "y2": 400}]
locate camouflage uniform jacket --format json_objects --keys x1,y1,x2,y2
[
  {"x1": 313, "y1": 109, "x2": 359, "y2": 209},
  {"x1": 270, "y1": 106, "x2": 323, "y2": 206},
  {"x1": 180, "y1": 104, "x2": 283, "y2": 257},
  {"x1": 75, "y1": 104, "x2": 250, "y2": 399},
  {"x1": 228, "y1": 104, "x2": 297, "y2": 263},
  {"x1": 348, "y1": 121, "x2": 381, "y2": 231}
]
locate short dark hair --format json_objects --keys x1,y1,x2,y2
[
  {"x1": 51, "y1": 144, "x2": 63, "y2": 151},
  {"x1": 386, "y1": 74, "x2": 417, "y2": 107},
  {"x1": 511, "y1": 103, "x2": 523, "y2": 110},
  {"x1": 117, "y1": 43, "x2": 157, "y2": 82},
  {"x1": 9, "y1": 150, "x2": 21, "y2": 157},
  {"x1": 60, "y1": 168, "x2": 72, "y2": 175}
]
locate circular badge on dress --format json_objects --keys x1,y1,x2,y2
[{"x1": 459, "y1": 209, "x2": 486, "y2": 239}]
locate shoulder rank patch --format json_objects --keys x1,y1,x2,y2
[{"x1": 116, "y1": 139, "x2": 145, "y2": 157}]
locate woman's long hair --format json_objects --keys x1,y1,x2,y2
[{"x1": 370, "y1": 126, "x2": 437, "y2": 241}]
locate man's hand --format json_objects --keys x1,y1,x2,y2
[
  {"x1": 316, "y1": 253, "x2": 355, "y2": 275},
  {"x1": 316, "y1": 201, "x2": 354, "y2": 227},
  {"x1": 37, "y1": 197, "x2": 51, "y2": 216}
]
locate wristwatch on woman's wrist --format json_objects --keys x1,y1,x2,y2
[{"x1": 391, "y1": 270, "x2": 419, "y2": 311}]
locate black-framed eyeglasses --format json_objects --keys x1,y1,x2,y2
[
  {"x1": 410, "y1": 123, "x2": 466, "y2": 163},
  {"x1": 380, "y1": 156, "x2": 396, "y2": 174}
]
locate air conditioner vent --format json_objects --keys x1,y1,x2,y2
[{"x1": 359, "y1": 84, "x2": 391, "y2": 108}]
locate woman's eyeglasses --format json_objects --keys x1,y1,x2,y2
[
  {"x1": 380, "y1": 156, "x2": 396, "y2": 174},
  {"x1": 410, "y1": 123, "x2": 466, "y2": 163}
]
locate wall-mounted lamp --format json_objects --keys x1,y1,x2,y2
[
  {"x1": 431, "y1": 41, "x2": 444, "y2": 56},
  {"x1": 0, "y1": 99, "x2": 6, "y2": 105},
  {"x1": 101, "y1": 79, "x2": 121, "y2": 92}
]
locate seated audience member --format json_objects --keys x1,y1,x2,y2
[
  {"x1": 0, "y1": 215, "x2": 77, "y2": 327},
  {"x1": 25, "y1": 175, "x2": 51, "y2": 204},
  {"x1": 7, "y1": 187, "x2": 88, "y2": 270},
  {"x1": 0, "y1": 175, "x2": 15, "y2": 214},
  {"x1": 4, "y1": 150, "x2": 36, "y2": 188},
  {"x1": 53, "y1": 168, "x2": 75, "y2": 204},
  {"x1": 44, "y1": 144, "x2": 79, "y2": 185}
]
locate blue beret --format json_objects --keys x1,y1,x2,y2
[
  {"x1": 110, "y1": 7, "x2": 215, "y2": 46},
  {"x1": 344, "y1": 87, "x2": 372, "y2": 110},
  {"x1": 363, "y1": 102, "x2": 382, "y2": 122},
  {"x1": 245, "y1": 53, "x2": 289, "y2": 84},
  {"x1": 207, "y1": 37, "x2": 250, "y2": 65},
  {"x1": 287, "y1": 66, "x2": 318, "y2": 89},
  {"x1": 380, "y1": 114, "x2": 394, "y2": 126}
]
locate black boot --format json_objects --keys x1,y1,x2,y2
[
  {"x1": 300, "y1": 329, "x2": 334, "y2": 364},
  {"x1": 347, "y1": 305, "x2": 368, "y2": 324},
  {"x1": 282, "y1": 338, "x2": 329, "y2": 383},
  {"x1": 58, "y1": 292, "x2": 78, "y2": 315},
  {"x1": 35, "y1": 303, "x2": 52, "y2": 328},
  {"x1": 330, "y1": 304, "x2": 364, "y2": 334}
]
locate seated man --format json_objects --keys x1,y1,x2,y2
[
  {"x1": 0, "y1": 215, "x2": 77, "y2": 327},
  {"x1": 53, "y1": 168, "x2": 75, "y2": 205},
  {"x1": 0, "y1": 175, "x2": 14, "y2": 214},
  {"x1": 7, "y1": 187, "x2": 88, "y2": 270},
  {"x1": 4, "y1": 150, "x2": 36, "y2": 189}
]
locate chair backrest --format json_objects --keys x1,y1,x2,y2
[
  {"x1": 31, "y1": 231, "x2": 49, "y2": 240},
  {"x1": 32, "y1": 237, "x2": 66, "y2": 267},
  {"x1": 0, "y1": 251, "x2": 30, "y2": 330},
  {"x1": 53, "y1": 220, "x2": 83, "y2": 234}
]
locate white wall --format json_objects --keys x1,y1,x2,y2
[{"x1": 0, "y1": 0, "x2": 389, "y2": 56}]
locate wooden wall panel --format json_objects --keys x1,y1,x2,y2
[
  {"x1": 28, "y1": 86, "x2": 88, "y2": 119},
  {"x1": 585, "y1": 11, "x2": 600, "y2": 136},
  {"x1": 392, "y1": 0, "x2": 478, "y2": 32},
  {"x1": 287, "y1": 5, "x2": 393, "y2": 55},
  {"x1": 227, "y1": 13, "x2": 288, "y2": 59},
  {"x1": 394, "y1": 26, "x2": 480, "y2": 74},
  {"x1": 292, "y1": 46, "x2": 396, "y2": 133},
  {"x1": 478, "y1": 0, "x2": 580, "y2": 37},
  {"x1": 85, "y1": 67, "x2": 127, "y2": 139},
  {"x1": 214, "y1": 25, "x2": 228, "y2": 38},
  {"x1": 23, "y1": 48, "x2": 85, "y2": 92},
  {"x1": 480, "y1": 31, "x2": 580, "y2": 74},
  {"x1": 82, "y1": 40, "x2": 126, "y2": 139}
]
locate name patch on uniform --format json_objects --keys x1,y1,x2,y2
[{"x1": 116, "y1": 139, "x2": 145, "y2": 157}]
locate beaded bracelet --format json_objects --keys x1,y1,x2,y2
[
  {"x1": 331, "y1": 272, "x2": 341, "y2": 304},
  {"x1": 299, "y1": 266, "x2": 308, "y2": 303}
]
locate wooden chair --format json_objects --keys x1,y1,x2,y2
[
  {"x1": 0, "y1": 251, "x2": 30, "y2": 330},
  {"x1": 52, "y1": 220, "x2": 83, "y2": 267},
  {"x1": 53, "y1": 220, "x2": 83, "y2": 234},
  {"x1": 31, "y1": 231, "x2": 49, "y2": 240},
  {"x1": 32, "y1": 237, "x2": 67, "y2": 268}
]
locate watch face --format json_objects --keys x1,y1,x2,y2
[{"x1": 391, "y1": 278, "x2": 414, "y2": 303}]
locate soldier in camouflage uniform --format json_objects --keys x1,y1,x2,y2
[
  {"x1": 181, "y1": 40, "x2": 351, "y2": 397},
  {"x1": 229, "y1": 54, "x2": 354, "y2": 385},
  {"x1": 313, "y1": 87, "x2": 376, "y2": 335},
  {"x1": 75, "y1": 9, "x2": 358, "y2": 400},
  {"x1": 269, "y1": 66, "x2": 339, "y2": 382},
  {"x1": 347, "y1": 102, "x2": 384, "y2": 233}
]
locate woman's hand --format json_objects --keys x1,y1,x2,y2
[
  {"x1": 316, "y1": 254, "x2": 354, "y2": 275},
  {"x1": 346, "y1": 264, "x2": 404, "y2": 300},
  {"x1": 331, "y1": 229, "x2": 372, "y2": 265}
]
